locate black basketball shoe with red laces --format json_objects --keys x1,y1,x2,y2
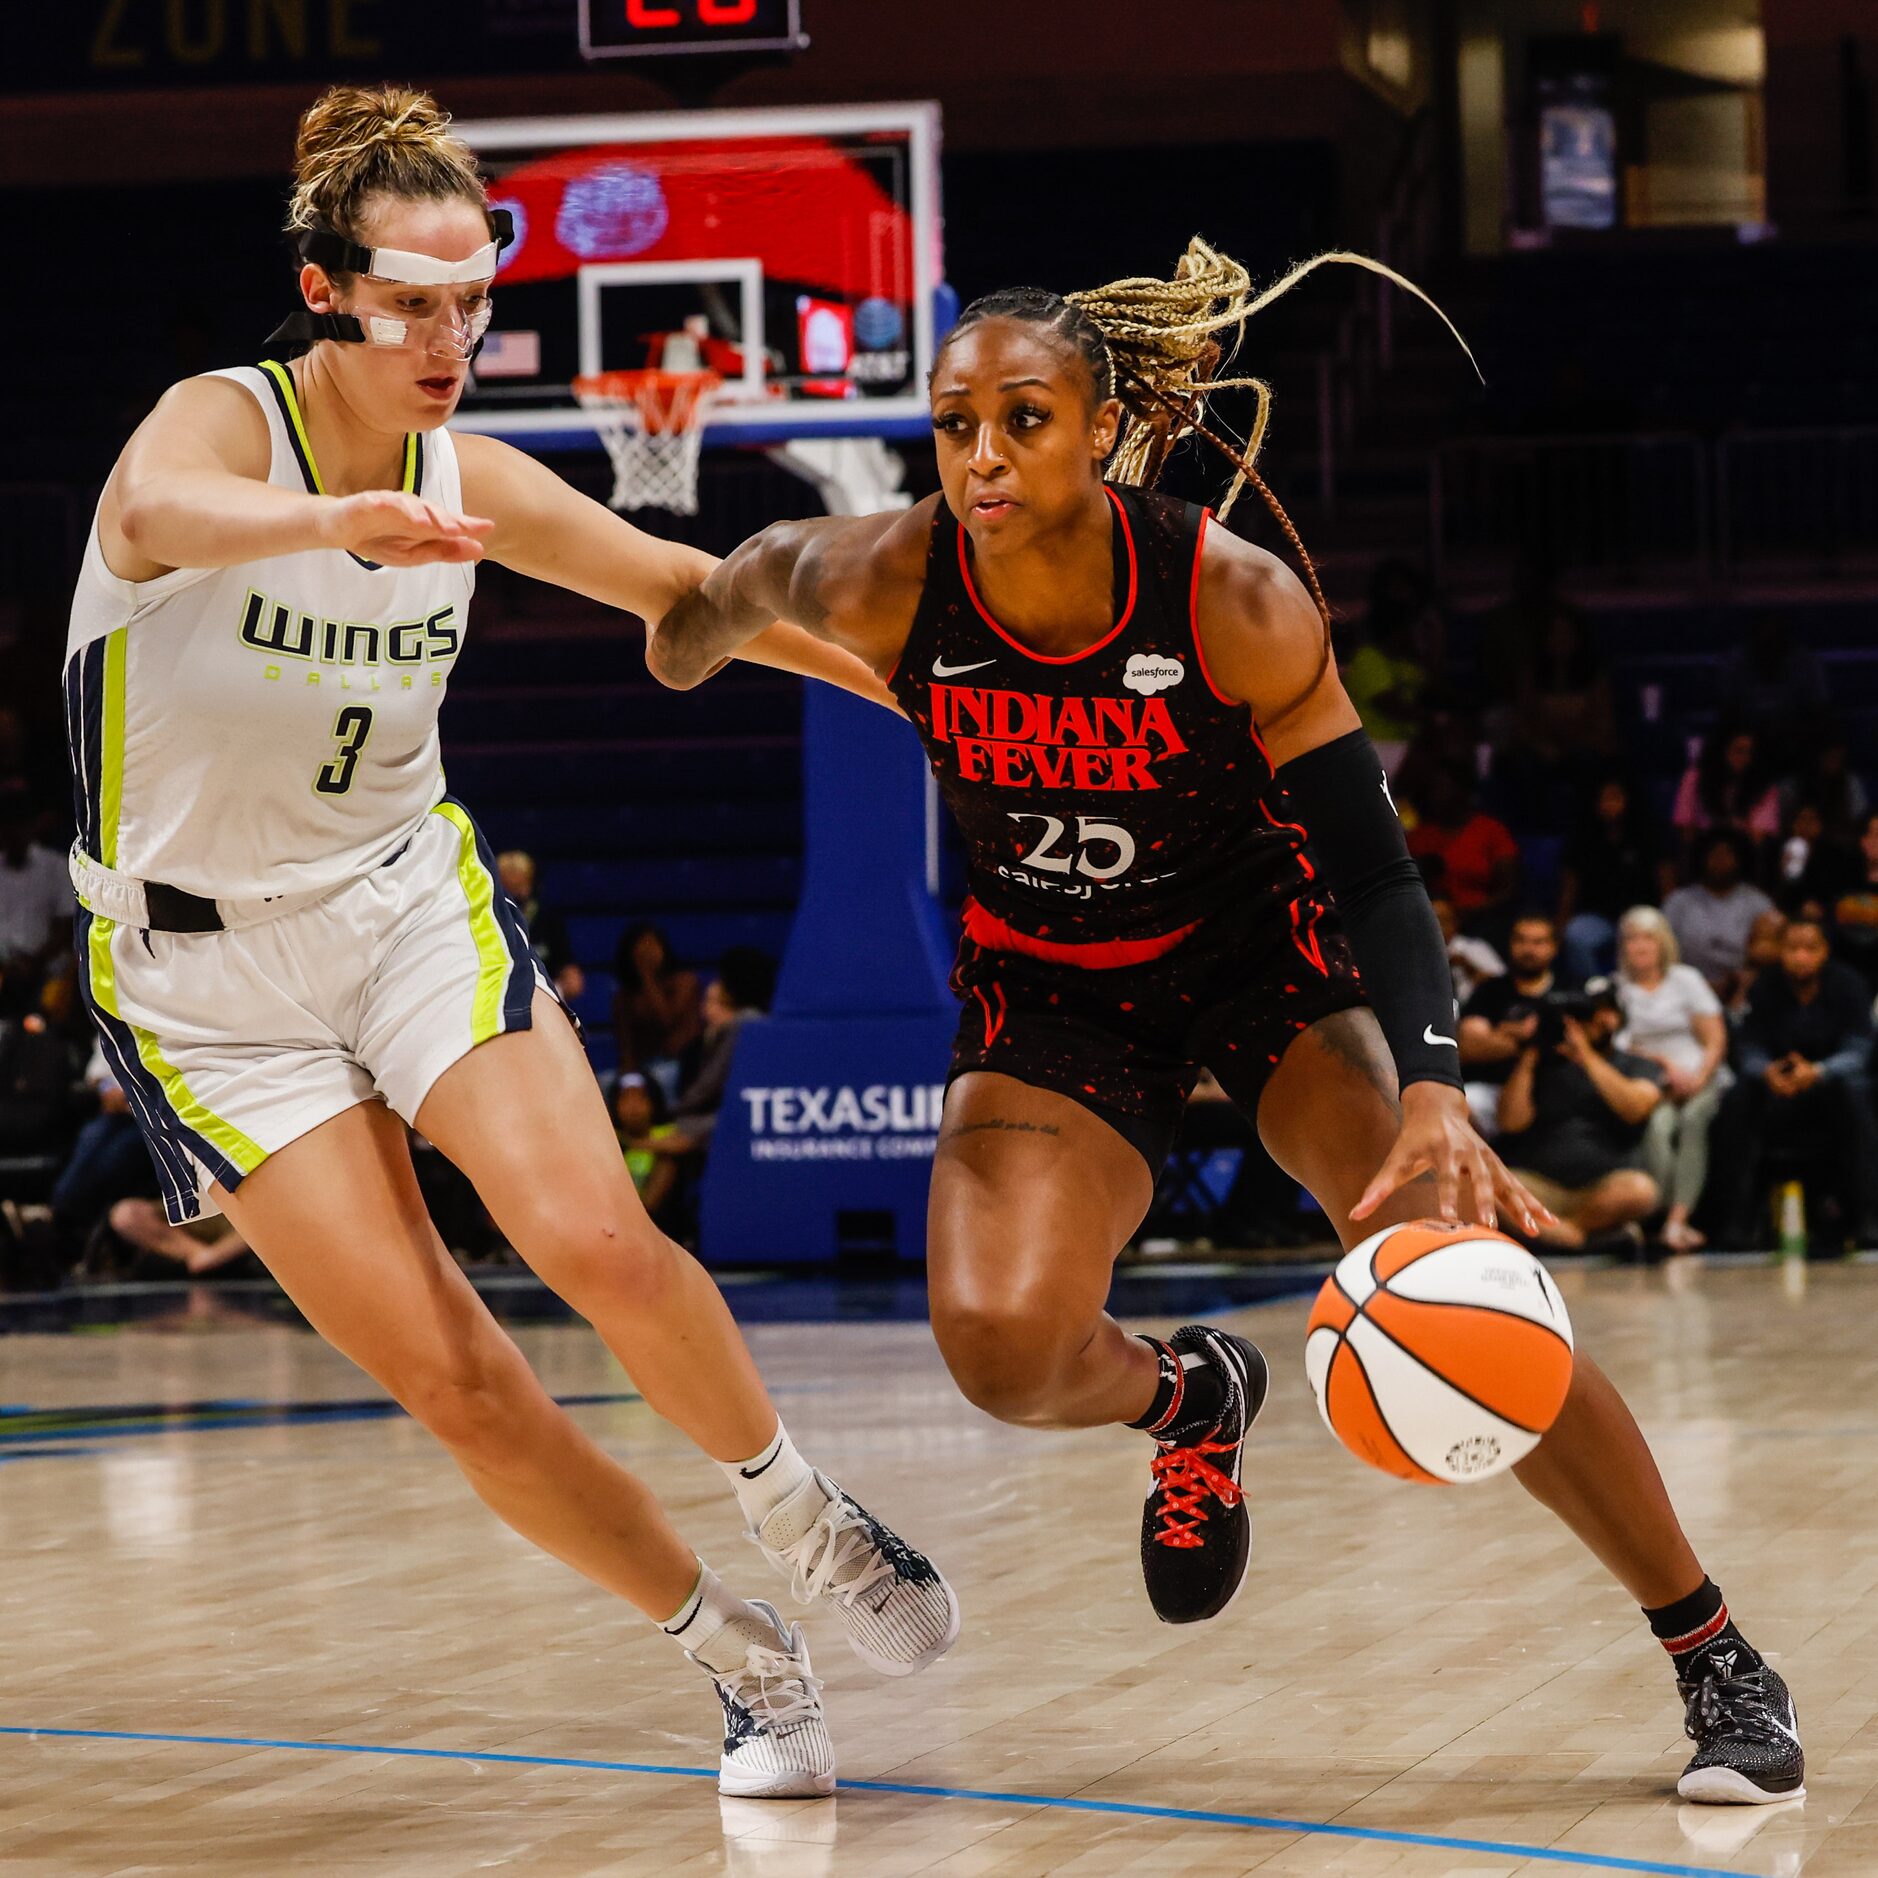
[
  {"x1": 1139, "y1": 1326, "x2": 1269, "y2": 1624},
  {"x1": 1677, "y1": 1650, "x2": 1806, "y2": 1803}
]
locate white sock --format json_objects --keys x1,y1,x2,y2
[
  {"x1": 660, "y1": 1561, "x2": 777, "y2": 1676},
  {"x1": 720, "y1": 1422, "x2": 820, "y2": 1534}
]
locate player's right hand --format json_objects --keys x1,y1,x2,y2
[{"x1": 319, "y1": 491, "x2": 494, "y2": 566}]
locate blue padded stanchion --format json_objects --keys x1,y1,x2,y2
[{"x1": 700, "y1": 684, "x2": 956, "y2": 1263}]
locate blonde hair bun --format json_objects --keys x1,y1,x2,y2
[{"x1": 287, "y1": 84, "x2": 485, "y2": 242}]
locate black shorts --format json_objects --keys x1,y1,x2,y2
[{"x1": 947, "y1": 894, "x2": 1367, "y2": 1175}]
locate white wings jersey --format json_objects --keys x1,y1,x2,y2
[{"x1": 64, "y1": 361, "x2": 475, "y2": 903}]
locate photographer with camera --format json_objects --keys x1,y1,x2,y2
[
  {"x1": 1496, "y1": 980, "x2": 1665, "y2": 1249},
  {"x1": 1457, "y1": 915, "x2": 1572, "y2": 1137}
]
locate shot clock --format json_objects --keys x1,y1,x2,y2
[{"x1": 579, "y1": 0, "x2": 806, "y2": 59}]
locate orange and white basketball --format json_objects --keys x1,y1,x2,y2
[{"x1": 1304, "y1": 1221, "x2": 1574, "y2": 1484}]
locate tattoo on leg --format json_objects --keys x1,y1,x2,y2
[
  {"x1": 942, "y1": 1118, "x2": 1063, "y2": 1143},
  {"x1": 1309, "y1": 1010, "x2": 1402, "y2": 1118}
]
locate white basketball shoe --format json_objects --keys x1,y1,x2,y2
[
  {"x1": 755, "y1": 1471, "x2": 961, "y2": 1678},
  {"x1": 691, "y1": 1600, "x2": 835, "y2": 1799}
]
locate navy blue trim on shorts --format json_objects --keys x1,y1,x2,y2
[{"x1": 73, "y1": 909, "x2": 253, "y2": 1223}]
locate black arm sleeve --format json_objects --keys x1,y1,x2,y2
[{"x1": 1275, "y1": 728, "x2": 1464, "y2": 1092}]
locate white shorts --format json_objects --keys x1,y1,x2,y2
[{"x1": 77, "y1": 800, "x2": 553, "y2": 1224}]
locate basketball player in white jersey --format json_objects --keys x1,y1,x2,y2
[{"x1": 63, "y1": 84, "x2": 958, "y2": 1800}]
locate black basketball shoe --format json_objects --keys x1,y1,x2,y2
[
  {"x1": 1677, "y1": 1650, "x2": 1806, "y2": 1803},
  {"x1": 1139, "y1": 1326, "x2": 1269, "y2": 1625}
]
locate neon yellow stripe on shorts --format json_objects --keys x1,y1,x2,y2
[
  {"x1": 86, "y1": 914, "x2": 267, "y2": 1177},
  {"x1": 432, "y1": 802, "x2": 511, "y2": 1045}
]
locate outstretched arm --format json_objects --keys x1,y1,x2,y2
[
  {"x1": 644, "y1": 503, "x2": 931, "y2": 691},
  {"x1": 1196, "y1": 532, "x2": 1550, "y2": 1235},
  {"x1": 104, "y1": 376, "x2": 491, "y2": 581},
  {"x1": 457, "y1": 432, "x2": 905, "y2": 711}
]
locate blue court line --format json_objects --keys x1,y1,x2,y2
[
  {"x1": 0, "y1": 1391, "x2": 647, "y2": 1449},
  {"x1": 0, "y1": 1726, "x2": 1746, "y2": 1877}
]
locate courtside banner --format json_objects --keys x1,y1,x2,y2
[{"x1": 701, "y1": 685, "x2": 956, "y2": 1263}]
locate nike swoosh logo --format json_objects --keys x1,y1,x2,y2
[
  {"x1": 1423, "y1": 1024, "x2": 1458, "y2": 1048},
  {"x1": 933, "y1": 658, "x2": 996, "y2": 678}
]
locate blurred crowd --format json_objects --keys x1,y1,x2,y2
[{"x1": 1143, "y1": 562, "x2": 1877, "y2": 1257}]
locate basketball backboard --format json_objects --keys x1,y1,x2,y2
[{"x1": 451, "y1": 102, "x2": 948, "y2": 453}]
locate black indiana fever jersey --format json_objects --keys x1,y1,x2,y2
[{"x1": 888, "y1": 485, "x2": 1317, "y2": 948}]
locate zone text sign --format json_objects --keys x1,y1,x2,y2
[{"x1": 579, "y1": 0, "x2": 804, "y2": 59}]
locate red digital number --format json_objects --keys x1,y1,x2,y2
[
  {"x1": 626, "y1": 0, "x2": 682, "y2": 25},
  {"x1": 699, "y1": 0, "x2": 759, "y2": 19}
]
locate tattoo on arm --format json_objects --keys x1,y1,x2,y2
[{"x1": 1308, "y1": 1009, "x2": 1403, "y2": 1119}]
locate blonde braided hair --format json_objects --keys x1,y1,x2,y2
[{"x1": 941, "y1": 240, "x2": 1476, "y2": 726}]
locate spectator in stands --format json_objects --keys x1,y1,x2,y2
[
  {"x1": 1812, "y1": 810, "x2": 1878, "y2": 994},
  {"x1": 612, "y1": 922, "x2": 703, "y2": 1093},
  {"x1": 1707, "y1": 918, "x2": 1878, "y2": 1251},
  {"x1": 49, "y1": 1045, "x2": 154, "y2": 1269},
  {"x1": 1731, "y1": 908, "x2": 1789, "y2": 1017},
  {"x1": 1615, "y1": 907, "x2": 1729, "y2": 1254},
  {"x1": 0, "y1": 790, "x2": 70, "y2": 1017},
  {"x1": 1496, "y1": 980, "x2": 1664, "y2": 1250},
  {"x1": 1459, "y1": 915, "x2": 1570, "y2": 1138},
  {"x1": 1556, "y1": 775, "x2": 1673, "y2": 980},
  {"x1": 1665, "y1": 829, "x2": 1777, "y2": 1000},
  {"x1": 496, "y1": 850, "x2": 584, "y2": 1003},
  {"x1": 1511, "y1": 605, "x2": 1617, "y2": 782},
  {"x1": 1343, "y1": 559, "x2": 1439, "y2": 776},
  {"x1": 1716, "y1": 610, "x2": 1828, "y2": 775},
  {"x1": 1776, "y1": 801, "x2": 1830, "y2": 911},
  {"x1": 1435, "y1": 895, "x2": 1504, "y2": 1007},
  {"x1": 672, "y1": 947, "x2": 776, "y2": 1142},
  {"x1": 614, "y1": 1072, "x2": 679, "y2": 1224},
  {"x1": 105, "y1": 1198, "x2": 252, "y2": 1277},
  {"x1": 1406, "y1": 767, "x2": 1520, "y2": 943},
  {"x1": 0, "y1": 980, "x2": 77, "y2": 1162},
  {"x1": 1780, "y1": 723, "x2": 1869, "y2": 843},
  {"x1": 1672, "y1": 723, "x2": 1782, "y2": 873}
]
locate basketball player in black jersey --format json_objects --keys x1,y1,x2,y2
[{"x1": 647, "y1": 243, "x2": 1803, "y2": 1804}]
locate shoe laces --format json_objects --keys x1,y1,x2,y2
[
  {"x1": 766, "y1": 1492, "x2": 898, "y2": 1610},
  {"x1": 1683, "y1": 1662, "x2": 1774, "y2": 1743},
  {"x1": 1149, "y1": 1430, "x2": 1243, "y2": 1549},
  {"x1": 719, "y1": 1640, "x2": 824, "y2": 1736}
]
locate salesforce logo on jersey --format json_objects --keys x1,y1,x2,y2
[{"x1": 740, "y1": 1082, "x2": 946, "y2": 1163}]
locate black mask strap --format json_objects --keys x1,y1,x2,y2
[{"x1": 264, "y1": 309, "x2": 367, "y2": 356}]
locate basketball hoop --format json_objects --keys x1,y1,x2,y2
[{"x1": 572, "y1": 369, "x2": 722, "y2": 516}]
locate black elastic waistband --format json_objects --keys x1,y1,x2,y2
[{"x1": 144, "y1": 882, "x2": 223, "y2": 934}]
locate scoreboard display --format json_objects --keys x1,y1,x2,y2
[{"x1": 579, "y1": 0, "x2": 806, "y2": 59}]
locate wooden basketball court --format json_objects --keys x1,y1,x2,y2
[{"x1": 0, "y1": 1258, "x2": 1867, "y2": 1875}]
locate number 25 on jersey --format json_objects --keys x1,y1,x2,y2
[{"x1": 1010, "y1": 811, "x2": 1136, "y2": 881}]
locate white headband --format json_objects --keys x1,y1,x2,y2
[{"x1": 359, "y1": 242, "x2": 500, "y2": 286}]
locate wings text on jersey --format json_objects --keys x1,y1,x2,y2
[
  {"x1": 926, "y1": 683, "x2": 1190, "y2": 792},
  {"x1": 239, "y1": 588, "x2": 462, "y2": 669}
]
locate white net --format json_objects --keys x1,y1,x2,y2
[{"x1": 573, "y1": 372, "x2": 722, "y2": 516}]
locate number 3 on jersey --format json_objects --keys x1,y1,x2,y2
[
  {"x1": 315, "y1": 706, "x2": 374, "y2": 796},
  {"x1": 1009, "y1": 811, "x2": 1136, "y2": 881}
]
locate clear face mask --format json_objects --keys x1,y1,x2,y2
[
  {"x1": 336, "y1": 278, "x2": 495, "y2": 363},
  {"x1": 267, "y1": 215, "x2": 512, "y2": 364}
]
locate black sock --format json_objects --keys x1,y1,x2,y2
[
  {"x1": 1644, "y1": 1577, "x2": 1763, "y2": 1680},
  {"x1": 1126, "y1": 1336, "x2": 1226, "y2": 1441}
]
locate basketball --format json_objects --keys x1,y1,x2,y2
[{"x1": 1305, "y1": 1222, "x2": 1575, "y2": 1485}]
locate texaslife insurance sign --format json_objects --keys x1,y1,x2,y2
[{"x1": 739, "y1": 1082, "x2": 945, "y2": 1163}]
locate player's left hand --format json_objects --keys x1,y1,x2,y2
[{"x1": 1351, "y1": 1083, "x2": 1557, "y2": 1235}]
